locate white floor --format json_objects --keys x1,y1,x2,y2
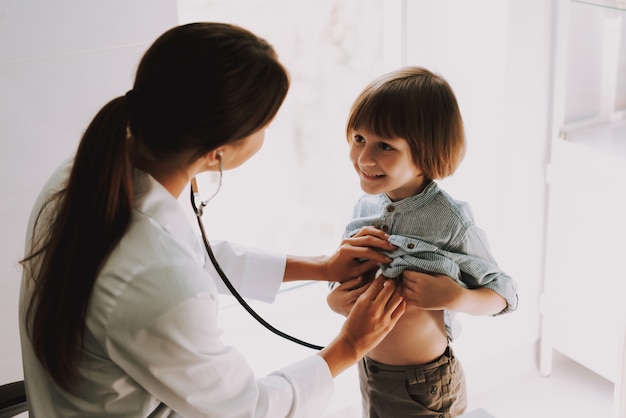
[{"x1": 324, "y1": 344, "x2": 615, "y2": 418}]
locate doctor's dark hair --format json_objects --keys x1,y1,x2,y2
[
  {"x1": 22, "y1": 22, "x2": 289, "y2": 389},
  {"x1": 346, "y1": 66, "x2": 465, "y2": 180}
]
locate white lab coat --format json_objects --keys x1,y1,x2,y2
[{"x1": 19, "y1": 160, "x2": 334, "y2": 417}]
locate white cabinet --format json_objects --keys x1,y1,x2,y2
[{"x1": 540, "y1": 1, "x2": 626, "y2": 417}]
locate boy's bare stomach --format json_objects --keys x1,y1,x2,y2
[{"x1": 368, "y1": 305, "x2": 448, "y2": 365}]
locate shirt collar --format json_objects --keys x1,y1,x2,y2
[
  {"x1": 378, "y1": 180, "x2": 440, "y2": 212},
  {"x1": 133, "y1": 169, "x2": 205, "y2": 265}
]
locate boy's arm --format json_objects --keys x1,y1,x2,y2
[
  {"x1": 452, "y1": 225, "x2": 518, "y2": 313},
  {"x1": 454, "y1": 287, "x2": 507, "y2": 315},
  {"x1": 400, "y1": 271, "x2": 507, "y2": 316},
  {"x1": 384, "y1": 227, "x2": 518, "y2": 314}
]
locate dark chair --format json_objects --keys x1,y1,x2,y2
[{"x1": 0, "y1": 380, "x2": 27, "y2": 417}]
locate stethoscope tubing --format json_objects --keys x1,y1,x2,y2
[{"x1": 190, "y1": 177, "x2": 324, "y2": 351}]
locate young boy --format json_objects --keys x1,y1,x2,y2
[{"x1": 327, "y1": 66, "x2": 518, "y2": 417}]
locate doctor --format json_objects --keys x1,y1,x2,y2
[{"x1": 19, "y1": 22, "x2": 405, "y2": 417}]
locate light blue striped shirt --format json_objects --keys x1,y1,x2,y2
[{"x1": 344, "y1": 181, "x2": 518, "y2": 340}]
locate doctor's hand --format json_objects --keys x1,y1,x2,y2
[
  {"x1": 319, "y1": 275, "x2": 405, "y2": 378},
  {"x1": 322, "y1": 227, "x2": 396, "y2": 282},
  {"x1": 327, "y1": 268, "x2": 379, "y2": 316}
]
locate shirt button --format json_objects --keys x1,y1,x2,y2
[
  {"x1": 386, "y1": 206, "x2": 395, "y2": 212},
  {"x1": 407, "y1": 243, "x2": 415, "y2": 249}
]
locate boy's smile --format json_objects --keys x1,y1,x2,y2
[{"x1": 349, "y1": 128, "x2": 427, "y2": 201}]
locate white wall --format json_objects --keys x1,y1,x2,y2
[
  {"x1": 0, "y1": 0, "x2": 554, "y2": 387},
  {"x1": 0, "y1": 0, "x2": 179, "y2": 383}
]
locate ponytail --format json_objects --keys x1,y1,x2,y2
[
  {"x1": 22, "y1": 95, "x2": 133, "y2": 389},
  {"x1": 21, "y1": 22, "x2": 290, "y2": 391}
]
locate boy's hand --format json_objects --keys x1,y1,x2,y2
[{"x1": 327, "y1": 276, "x2": 370, "y2": 317}]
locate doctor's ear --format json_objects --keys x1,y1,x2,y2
[{"x1": 204, "y1": 149, "x2": 225, "y2": 167}]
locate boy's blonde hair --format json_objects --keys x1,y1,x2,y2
[{"x1": 346, "y1": 66, "x2": 465, "y2": 180}]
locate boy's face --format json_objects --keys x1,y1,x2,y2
[{"x1": 349, "y1": 128, "x2": 426, "y2": 201}]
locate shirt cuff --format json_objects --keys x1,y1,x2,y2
[
  {"x1": 269, "y1": 355, "x2": 334, "y2": 418},
  {"x1": 241, "y1": 246, "x2": 285, "y2": 303},
  {"x1": 209, "y1": 240, "x2": 286, "y2": 303}
]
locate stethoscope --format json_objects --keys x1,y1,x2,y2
[{"x1": 190, "y1": 157, "x2": 324, "y2": 350}]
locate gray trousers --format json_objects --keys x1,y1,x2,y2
[{"x1": 359, "y1": 346, "x2": 467, "y2": 418}]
